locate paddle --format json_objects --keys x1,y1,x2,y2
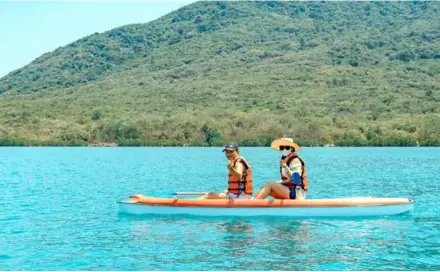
[{"x1": 172, "y1": 192, "x2": 207, "y2": 196}]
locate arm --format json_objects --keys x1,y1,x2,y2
[
  {"x1": 283, "y1": 158, "x2": 302, "y2": 185},
  {"x1": 228, "y1": 160, "x2": 245, "y2": 179}
]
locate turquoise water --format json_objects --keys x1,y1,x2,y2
[{"x1": 1, "y1": 147, "x2": 440, "y2": 270}]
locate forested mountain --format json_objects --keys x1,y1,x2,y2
[{"x1": 1, "y1": 1, "x2": 439, "y2": 146}]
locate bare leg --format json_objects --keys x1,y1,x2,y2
[{"x1": 254, "y1": 181, "x2": 290, "y2": 199}]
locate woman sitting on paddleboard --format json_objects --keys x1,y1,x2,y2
[{"x1": 253, "y1": 138, "x2": 308, "y2": 200}]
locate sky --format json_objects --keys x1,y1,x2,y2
[{"x1": 0, "y1": 1, "x2": 196, "y2": 78}]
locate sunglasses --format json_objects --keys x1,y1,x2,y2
[{"x1": 279, "y1": 146, "x2": 291, "y2": 151}]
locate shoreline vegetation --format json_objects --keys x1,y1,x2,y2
[{"x1": 0, "y1": 136, "x2": 438, "y2": 147}]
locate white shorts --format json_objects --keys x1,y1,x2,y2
[
  {"x1": 227, "y1": 193, "x2": 251, "y2": 200},
  {"x1": 295, "y1": 188, "x2": 307, "y2": 200}
]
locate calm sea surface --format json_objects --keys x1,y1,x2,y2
[{"x1": 1, "y1": 147, "x2": 439, "y2": 270}]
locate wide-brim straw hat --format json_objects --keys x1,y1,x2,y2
[{"x1": 270, "y1": 137, "x2": 301, "y2": 152}]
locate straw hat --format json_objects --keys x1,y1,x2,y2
[{"x1": 270, "y1": 137, "x2": 301, "y2": 152}]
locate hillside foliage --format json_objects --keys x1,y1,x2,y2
[{"x1": 0, "y1": 1, "x2": 439, "y2": 146}]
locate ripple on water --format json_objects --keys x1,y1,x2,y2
[{"x1": 1, "y1": 147, "x2": 439, "y2": 270}]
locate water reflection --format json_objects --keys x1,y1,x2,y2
[{"x1": 120, "y1": 213, "x2": 432, "y2": 270}]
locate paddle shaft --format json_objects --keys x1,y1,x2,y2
[{"x1": 173, "y1": 192, "x2": 207, "y2": 196}]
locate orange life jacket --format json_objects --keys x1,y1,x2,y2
[
  {"x1": 228, "y1": 157, "x2": 253, "y2": 195},
  {"x1": 280, "y1": 153, "x2": 308, "y2": 191}
]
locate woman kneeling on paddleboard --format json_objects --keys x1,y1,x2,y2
[
  {"x1": 253, "y1": 138, "x2": 308, "y2": 200},
  {"x1": 202, "y1": 143, "x2": 253, "y2": 200}
]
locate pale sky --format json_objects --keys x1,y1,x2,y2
[{"x1": 0, "y1": 1, "x2": 196, "y2": 78}]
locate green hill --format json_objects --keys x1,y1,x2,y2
[{"x1": 0, "y1": 1, "x2": 439, "y2": 146}]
